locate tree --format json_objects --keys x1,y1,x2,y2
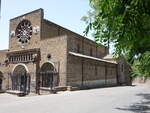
[{"x1": 83, "y1": 0, "x2": 150, "y2": 76}]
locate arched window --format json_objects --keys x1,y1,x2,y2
[{"x1": 40, "y1": 62, "x2": 58, "y2": 88}]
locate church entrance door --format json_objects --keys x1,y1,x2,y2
[{"x1": 11, "y1": 64, "x2": 30, "y2": 93}]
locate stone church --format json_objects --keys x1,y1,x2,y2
[{"x1": 0, "y1": 9, "x2": 130, "y2": 95}]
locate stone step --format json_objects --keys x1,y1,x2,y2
[
  {"x1": 0, "y1": 90, "x2": 5, "y2": 93},
  {"x1": 6, "y1": 90, "x2": 26, "y2": 97}
]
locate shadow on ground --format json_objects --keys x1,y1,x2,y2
[{"x1": 116, "y1": 93, "x2": 150, "y2": 113}]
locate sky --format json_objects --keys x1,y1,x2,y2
[{"x1": 0, "y1": 0, "x2": 92, "y2": 50}]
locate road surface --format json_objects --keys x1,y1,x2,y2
[{"x1": 0, "y1": 84, "x2": 150, "y2": 113}]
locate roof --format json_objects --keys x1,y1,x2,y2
[
  {"x1": 103, "y1": 54, "x2": 115, "y2": 59},
  {"x1": 0, "y1": 49, "x2": 8, "y2": 54},
  {"x1": 44, "y1": 19, "x2": 107, "y2": 48},
  {"x1": 10, "y1": 8, "x2": 43, "y2": 21},
  {"x1": 69, "y1": 52, "x2": 117, "y2": 64}
]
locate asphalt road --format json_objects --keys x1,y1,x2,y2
[{"x1": 0, "y1": 84, "x2": 150, "y2": 113}]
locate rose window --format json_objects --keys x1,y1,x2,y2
[{"x1": 16, "y1": 20, "x2": 32, "y2": 44}]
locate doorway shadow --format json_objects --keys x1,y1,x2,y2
[{"x1": 116, "y1": 93, "x2": 150, "y2": 113}]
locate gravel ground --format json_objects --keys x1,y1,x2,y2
[{"x1": 0, "y1": 84, "x2": 150, "y2": 113}]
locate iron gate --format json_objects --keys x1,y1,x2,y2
[
  {"x1": 10, "y1": 72, "x2": 30, "y2": 93},
  {"x1": 39, "y1": 71, "x2": 59, "y2": 89}
]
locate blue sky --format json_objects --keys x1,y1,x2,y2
[{"x1": 0, "y1": 0, "x2": 92, "y2": 50}]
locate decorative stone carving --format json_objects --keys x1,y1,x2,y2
[
  {"x1": 10, "y1": 31, "x2": 15, "y2": 37},
  {"x1": 16, "y1": 19, "x2": 32, "y2": 45},
  {"x1": 33, "y1": 26, "x2": 40, "y2": 34}
]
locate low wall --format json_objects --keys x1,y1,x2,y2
[
  {"x1": 69, "y1": 78, "x2": 117, "y2": 88},
  {"x1": 133, "y1": 77, "x2": 150, "y2": 84}
]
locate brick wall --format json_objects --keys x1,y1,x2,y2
[
  {"x1": 67, "y1": 55, "x2": 117, "y2": 88},
  {"x1": 67, "y1": 33, "x2": 108, "y2": 59},
  {"x1": 0, "y1": 50, "x2": 8, "y2": 90},
  {"x1": 67, "y1": 31, "x2": 117, "y2": 88},
  {"x1": 117, "y1": 57, "x2": 131, "y2": 85},
  {"x1": 40, "y1": 20, "x2": 68, "y2": 86},
  {"x1": 9, "y1": 9, "x2": 43, "y2": 51}
]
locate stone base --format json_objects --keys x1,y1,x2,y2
[
  {"x1": 0, "y1": 90, "x2": 5, "y2": 93},
  {"x1": 55, "y1": 86, "x2": 67, "y2": 91},
  {"x1": 6, "y1": 90, "x2": 26, "y2": 97},
  {"x1": 39, "y1": 86, "x2": 80, "y2": 95},
  {"x1": 39, "y1": 87, "x2": 57, "y2": 95},
  {"x1": 67, "y1": 86, "x2": 80, "y2": 91}
]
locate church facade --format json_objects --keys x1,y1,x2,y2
[{"x1": 0, "y1": 9, "x2": 130, "y2": 95}]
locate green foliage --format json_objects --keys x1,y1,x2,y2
[
  {"x1": 131, "y1": 51, "x2": 150, "y2": 77},
  {"x1": 83, "y1": 0, "x2": 150, "y2": 76}
]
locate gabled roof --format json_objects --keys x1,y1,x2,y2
[
  {"x1": 103, "y1": 54, "x2": 115, "y2": 60},
  {"x1": 69, "y1": 51, "x2": 117, "y2": 64}
]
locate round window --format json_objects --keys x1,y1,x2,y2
[{"x1": 16, "y1": 20, "x2": 32, "y2": 45}]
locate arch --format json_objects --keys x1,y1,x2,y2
[
  {"x1": 40, "y1": 62, "x2": 58, "y2": 88},
  {"x1": 40, "y1": 62, "x2": 55, "y2": 72},
  {"x1": 0, "y1": 71, "x2": 3, "y2": 90},
  {"x1": 12, "y1": 63, "x2": 29, "y2": 74},
  {"x1": 11, "y1": 64, "x2": 29, "y2": 93},
  {"x1": 40, "y1": 61, "x2": 56, "y2": 72}
]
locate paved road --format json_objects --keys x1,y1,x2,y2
[{"x1": 0, "y1": 84, "x2": 150, "y2": 113}]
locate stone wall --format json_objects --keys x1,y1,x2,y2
[
  {"x1": 40, "y1": 20, "x2": 68, "y2": 86},
  {"x1": 117, "y1": 57, "x2": 131, "y2": 85},
  {"x1": 67, "y1": 55, "x2": 117, "y2": 88},
  {"x1": 67, "y1": 33, "x2": 108, "y2": 59},
  {"x1": 66, "y1": 31, "x2": 117, "y2": 88},
  {"x1": 9, "y1": 9, "x2": 43, "y2": 51},
  {"x1": 133, "y1": 77, "x2": 150, "y2": 84},
  {"x1": 0, "y1": 50, "x2": 8, "y2": 90}
]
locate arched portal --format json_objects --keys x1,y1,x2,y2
[
  {"x1": 0, "y1": 71, "x2": 3, "y2": 90},
  {"x1": 11, "y1": 64, "x2": 30, "y2": 93},
  {"x1": 40, "y1": 62, "x2": 58, "y2": 88},
  {"x1": 40, "y1": 62, "x2": 55, "y2": 72}
]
